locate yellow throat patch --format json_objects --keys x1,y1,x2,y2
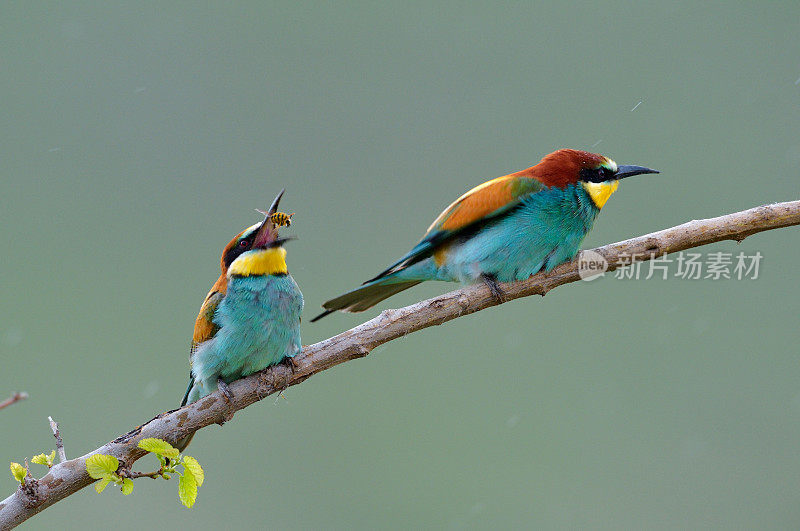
[
  {"x1": 228, "y1": 247, "x2": 287, "y2": 277},
  {"x1": 582, "y1": 181, "x2": 619, "y2": 209}
]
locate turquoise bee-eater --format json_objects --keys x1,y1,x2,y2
[
  {"x1": 312, "y1": 149, "x2": 658, "y2": 321},
  {"x1": 177, "y1": 190, "x2": 303, "y2": 451}
]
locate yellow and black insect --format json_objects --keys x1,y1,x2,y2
[{"x1": 268, "y1": 211, "x2": 294, "y2": 227}]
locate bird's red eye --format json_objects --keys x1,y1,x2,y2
[{"x1": 239, "y1": 240, "x2": 249, "y2": 248}]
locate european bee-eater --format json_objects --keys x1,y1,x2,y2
[
  {"x1": 312, "y1": 149, "x2": 658, "y2": 321},
  {"x1": 177, "y1": 190, "x2": 303, "y2": 450}
]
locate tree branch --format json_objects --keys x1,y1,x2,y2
[
  {"x1": 1, "y1": 200, "x2": 798, "y2": 528},
  {"x1": 0, "y1": 393, "x2": 28, "y2": 412}
]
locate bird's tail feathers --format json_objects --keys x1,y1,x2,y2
[
  {"x1": 364, "y1": 241, "x2": 435, "y2": 283},
  {"x1": 180, "y1": 373, "x2": 194, "y2": 407},
  {"x1": 174, "y1": 432, "x2": 195, "y2": 455},
  {"x1": 311, "y1": 276, "x2": 421, "y2": 321},
  {"x1": 174, "y1": 374, "x2": 196, "y2": 455}
]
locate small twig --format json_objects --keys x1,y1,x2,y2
[
  {"x1": 122, "y1": 468, "x2": 164, "y2": 480},
  {"x1": 48, "y1": 417, "x2": 66, "y2": 463},
  {"x1": 0, "y1": 392, "x2": 28, "y2": 411}
]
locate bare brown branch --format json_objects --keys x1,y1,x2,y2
[
  {"x1": 1, "y1": 200, "x2": 798, "y2": 528},
  {"x1": 0, "y1": 393, "x2": 28, "y2": 412}
]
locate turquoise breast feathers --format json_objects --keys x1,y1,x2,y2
[{"x1": 186, "y1": 274, "x2": 303, "y2": 404}]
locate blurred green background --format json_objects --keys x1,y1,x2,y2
[{"x1": 2, "y1": 1, "x2": 799, "y2": 529}]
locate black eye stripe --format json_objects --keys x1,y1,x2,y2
[
  {"x1": 224, "y1": 235, "x2": 256, "y2": 268},
  {"x1": 579, "y1": 166, "x2": 613, "y2": 183}
]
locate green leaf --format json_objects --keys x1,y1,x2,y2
[
  {"x1": 32, "y1": 451, "x2": 55, "y2": 467},
  {"x1": 86, "y1": 454, "x2": 119, "y2": 479},
  {"x1": 10, "y1": 462, "x2": 26, "y2": 483},
  {"x1": 178, "y1": 472, "x2": 197, "y2": 508},
  {"x1": 182, "y1": 456, "x2": 204, "y2": 487},
  {"x1": 94, "y1": 475, "x2": 112, "y2": 493},
  {"x1": 137, "y1": 438, "x2": 179, "y2": 459},
  {"x1": 121, "y1": 478, "x2": 134, "y2": 495}
]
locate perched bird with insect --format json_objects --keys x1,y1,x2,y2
[
  {"x1": 312, "y1": 149, "x2": 658, "y2": 321},
  {"x1": 176, "y1": 189, "x2": 303, "y2": 452}
]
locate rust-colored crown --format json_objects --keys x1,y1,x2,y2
[{"x1": 510, "y1": 149, "x2": 609, "y2": 188}]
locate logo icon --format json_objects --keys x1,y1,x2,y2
[{"x1": 577, "y1": 250, "x2": 608, "y2": 281}]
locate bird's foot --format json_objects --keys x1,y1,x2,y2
[
  {"x1": 283, "y1": 355, "x2": 299, "y2": 373},
  {"x1": 274, "y1": 357, "x2": 296, "y2": 403},
  {"x1": 217, "y1": 379, "x2": 235, "y2": 424},
  {"x1": 481, "y1": 274, "x2": 507, "y2": 303},
  {"x1": 218, "y1": 378, "x2": 234, "y2": 401}
]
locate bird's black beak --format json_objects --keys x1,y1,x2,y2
[
  {"x1": 614, "y1": 165, "x2": 660, "y2": 180},
  {"x1": 266, "y1": 237, "x2": 296, "y2": 249},
  {"x1": 266, "y1": 188, "x2": 285, "y2": 215},
  {"x1": 253, "y1": 189, "x2": 286, "y2": 248}
]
